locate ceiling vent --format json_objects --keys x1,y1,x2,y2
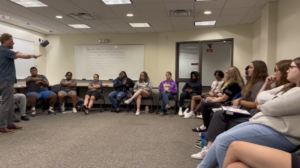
[
  {"x1": 69, "y1": 13, "x2": 96, "y2": 19},
  {"x1": 169, "y1": 10, "x2": 192, "y2": 17}
]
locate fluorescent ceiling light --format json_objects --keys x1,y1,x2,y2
[
  {"x1": 10, "y1": 0, "x2": 48, "y2": 7},
  {"x1": 196, "y1": 0, "x2": 218, "y2": 1},
  {"x1": 195, "y1": 20, "x2": 216, "y2": 26},
  {"x1": 68, "y1": 24, "x2": 91, "y2": 29},
  {"x1": 56, "y1": 15, "x2": 63, "y2": 19},
  {"x1": 129, "y1": 23, "x2": 150, "y2": 27},
  {"x1": 102, "y1": 0, "x2": 132, "y2": 5},
  {"x1": 204, "y1": 11, "x2": 211, "y2": 15},
  {"x1": 127, "y1": 13, "x2": 133, "y2": 17}
]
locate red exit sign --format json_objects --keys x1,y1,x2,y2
[{"x1": 207, "y1": 49, "x2": 213, "y2": 52}]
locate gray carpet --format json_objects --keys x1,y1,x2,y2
[{"x1": 0, "y1": 110, "x2": 203, "y2": 168}]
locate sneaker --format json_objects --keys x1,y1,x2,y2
[
  {"x1": 178, "y1": 109, "x2": 183, "y2": 116},
  {"x1": 135, "y1": 110, "x2": 140, "y2": 116},
  {"x1": 48, "y1": 109, "x2": 56, "y2": 115},
  {"x1": 191, "y1": 147, "x2": 208, "y2": 160},
  {"x1": 82, "y1": 105, "x2": 89, "y2": 115},
  {"x1": 72, "y1": 108, "x2": 77, "y2": 113},
  {"x1": 115, "y1": 108, "x2": 120, "y2": 113},
  {"x1": 31, "y1": 110, "x2": 36, "y2": 117},
  {"x1": 21, "y1": 116, "x2": 30, "y2": 121},
  {"x1": 60, "y1": 103, "x2": 65, "y2": 112},
  {"x1": 192, "y1": 125, "x2": 207, "y2": 132},
  {"x1": 159, "y1": 112, "x2": 165, "y2": 116},
  {"x1": 165, "y1": 104, "x2": 171, "y2": 110},
  {"x1": 124, "y1": 99, "x2": 132, "y2": 104},
  {"x1": 183, "y1": 108, "x2": 189, "y2": 115},
  {"x1": 195, "y1": 142, "x2": 202, "y2": 149},
  {"x1": 197, "y1": 115, "x2": 203, "y2": 119},
  {"x1": 184, "y1": 112, "x2": 195, "y2": 119}
]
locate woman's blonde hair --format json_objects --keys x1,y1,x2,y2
[{"x1": 221, "y1": 66, "x2": 243, "y2": 91}]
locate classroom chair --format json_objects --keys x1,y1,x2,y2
[{"x1": 132, "y1": 95, "x2": 155, "y2": 113}]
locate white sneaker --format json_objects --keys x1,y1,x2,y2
[
  {"x1": 178, "y1": 108, "x2": 183, "y2": 116},
  {"x1": 191, "y1": 146, "x2": 208, "y2": 160},
  {"x1": 125, "y1": 99, "x2": 132, "y2": 104},
  {"x1": 200, "y1": 125, "x2": 206, "y2": 130},
  {"x1": 60, "y1": 103, "x2": 65, "y2": 112},
  {"x1": 183, "y1": 108, "x2": 189, "y2": 115},
  {"x1": 165, "y1": 104, "x2": 171, "y2": 109},
  {"x1": 135, "y1": 110, "x2": 140, "y2": 116},
  {"x1": 184, "y1": 112, "x2": 195, "y2": 119},
  {"x1": 197, "y1": 115, "x2": 203, "y2": 119},
  {"x1": 72, "y1": 108, "x2": 77, "y2": 113}
]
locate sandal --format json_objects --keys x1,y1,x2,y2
[{"x1": 192, "y1": 125, "x2": 207, "y2": 132}]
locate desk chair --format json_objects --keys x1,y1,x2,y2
[{"x1": 96, "y1": 95, "x2": 106, "y2": 112}]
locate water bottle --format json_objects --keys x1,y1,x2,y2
[
  {"x1": 200, "y1": 133, "x2": 207, "y2": 148},
  {"x1": 145, "y1": 106, "x2": 149, "y2": 113}
]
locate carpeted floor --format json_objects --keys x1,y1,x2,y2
[{"x1": 0, "y1": 109, "x2": 203, "y2": 168}]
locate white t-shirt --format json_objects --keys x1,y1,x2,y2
[{"x1": 210, "y1": 80, "x2": 224, "y2": 94}]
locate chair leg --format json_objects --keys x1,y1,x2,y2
[
  {"x1": 99, "y1": 99, "x2": 103, "y2": 112},
  {"x1": 103, "y1": 98, "x2": 106, "y2": 110}
]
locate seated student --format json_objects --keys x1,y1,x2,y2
[
  {"x1": 0, "y1": 90, "x2": 29, "y2": 121},
  {"x1": 125, "y1": 71, "x2": 152, "y2": 116},
  {"x1": 191, "y1": 60, "x2": 269, "y2": 160},
  {"x1": 232, "y1": 65, "x2": 250, "y2": 100},
  {"x1": 184, "y1": 70, "x2": 224, "y2": 119},
  {"x1": 58, "y1": 72, "x2": 77, "y2": 113},
  {"x1": 82, "y1": 74, "x2": 103, "y2": 115},
  {"x1": 178, "y1": 71, "x2": 202, "y2": 116},
  {"x1": 26, "y1": 67, "x2": 57, "y2": 116},
  {"x1": 223, "y1": 141, "x2": 300, "y2": 168},
  {"x1": 198, "y1": 57, "x2": 300, "y2": 168},
  {"x1": 158, "y1": 71, "x2": 177, "y2": 115},
  {"x1": 194, "y1": 66, "x2": 243, "y2": 132},
  {"x1": 109, "y1": 71, "x2": 134, "y2": 113}
]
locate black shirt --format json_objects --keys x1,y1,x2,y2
[{"x1": 222, "y1": 82, "x2": 242, "y2": 102}]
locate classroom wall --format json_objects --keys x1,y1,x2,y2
[
  {"x1": 0, "y1": 21, "x2": 46, "y2": 84},
  {"x1": 276, "y1": 0, "x2": 300, "y2": 61},
  {"x1": 45, "y1": 24, "x2": 253, "y2": 87},
  {"x1": 252, "y1": 18, "x2": 261, "y2": 61}
]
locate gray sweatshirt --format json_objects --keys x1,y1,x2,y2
[
  {"x1": 250, "y1": 85, "x2": 300, "y2": 145},
  {"x1": 133, "y1": 81, "x2": 153, "y2": 93}
]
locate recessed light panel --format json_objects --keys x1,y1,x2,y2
[
  {"x1": 10, "y1": 0, "x2": 48, "y2": 7},
  {"x1": 129, "y1": 23, "x2": 150, "y2": 27},
  {"x1": 102, "y1": 0, "x2": 132, "y2": 5},
  {"x1": 68, "y1": 24, "x2": 91, "y2": 29},
  {"x1": 195, "y1": 21, "x2": 216, "y2": 26}
]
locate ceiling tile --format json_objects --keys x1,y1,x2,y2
[
  {"x1": 108, "y1": 4, "x2": 139, "y2": 13},
  {"x1": 172, "y1": 21, "x2": 193, "y2": 28},
  {"x1": 101, "y1": 19, "x2": 126, "y2": 24},
  {"x1": 170, "y1": 17, "x2": 193, "y2": 22},
  {"x1": 147, "y1": 17, "x2": 171, "y2": 23},
  {"x1": 194, "y1": 15, "x2": 219, "y2": 21},
  {"x1": 113, "y1": 27, "x2": 137, "y2": 33},
  {"x1": 140, "y1": 11, "x2": 168, "y2": 18},
  {"x1": 77, "y1": 28, "x2": 100, "y2": 34},
  {"x1": 135, "y1": 3, "x2": 166, "y2": 11},
  {"x1": 224, "y1": 0, "x2": 259, "y2": 8},
  {"x1": 164, "y1": 2, "x2": 194, "y2": 10},
  {"x1": 221, "y1": 8, "x2": 251, "y2": 15},
  {"x1": 163, "y1": 0, "x2": 194, "y2": 2},
  {"x1": 106, "y1": 22, "x2": 132, "y2": 28},
  {"x1": 195, "y1": 1, "x2": 226, "y2": 9},
  {"x1": 248, "y1": 8, "x2": 261, "y2": 15},
  {"x1": 39, "y1": 0, "x2": 86, "y2": 14},
  {"x1": 122, "y1": 18, "x2": 149, "y2": 23},
  {"x1": 239, "y1": 19, "x2": 257, "y2": 24},
  {"x1": 215, "y1": 19, "x2": 240, "y2": 26},
  {"x1": 100, "y1": 29, "x2": 119, "y2": 33},
  {"x1": 219, "y1": 15, "x2": 245, "y2": 21},
  {"x1": 255, "y1": 0, "x2": 277, "y2": 8},
  {"x1": 91, "y1": 12, "x2": 120, "y2": 19}
]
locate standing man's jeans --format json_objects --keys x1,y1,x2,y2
[
  {"x1": 108, "y1": 91, "x2": 127, "y2": 108},
  {"x1": 14, "y1": 94, "x2": 26, "y2": 116},
  {"x1": 197, "y1": 122, "x2": 298, "y2": 168},
  {"x1": 0, "y1": 82, "x2": 15, "y2": 129},
  {"x1": 160, "y1": 92, "x2": 174, "y2": 112}
]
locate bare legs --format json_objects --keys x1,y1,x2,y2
[
  {"x1": 131, "y1": 89, "x2": 149, "y2": 110},
  {"x1": 223, "y1": 141, "x2": 291, "y2": 168}
]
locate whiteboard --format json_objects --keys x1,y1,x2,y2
[
  {"x1": 75, "y1": 45, "x2": 144, "y2": 80},
  {"x1": 12, "y1": 38, "x2": 35, "y2": 79}
]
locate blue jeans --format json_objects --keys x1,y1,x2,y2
[
  {"x1": 198, "y1": 122, "x2": 298, "y2": 168},
  {"x1": 108, "y1": 91, "x2": 127, "y2": 108},
  {"x1": 160, "y1": 92, "x2": 174, "y2": 112}
]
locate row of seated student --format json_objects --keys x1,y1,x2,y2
[
  {"x1": 8, "y1": 67, "x2": 213, "y2": 120},
  {"x1": 177, "y1": 57, "x2": 300, "y2": 168}
]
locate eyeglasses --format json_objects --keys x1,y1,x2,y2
[
  {"x1": 274, "y1": 68, "x2": 280, "y2": 73},
  {"x1": 289, "y1": 66, "x2": 298, "y2": 70}
]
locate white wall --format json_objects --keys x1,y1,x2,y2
[
  {"x1": 178, "y1": 52, "x2": 199, "y2": 79},
  {"x1": 252, "y1": 18, "x2": 261, "y2": 61},
  {"x1": 276, "y1": 0, "x2": 300, "y2": 61},
  {"x1": 45, "y1": 24, "x2": 253, "y2": 87},
  {"x1": 0, "y1": 21, "x2": 46, "y2": 85},
  {"x1": 202, "y1": 42, "x2": 231, "y2": 86}
]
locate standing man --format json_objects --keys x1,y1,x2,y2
[{"x1": 0, "y1": 33, "x2": 41, "y2": 133}]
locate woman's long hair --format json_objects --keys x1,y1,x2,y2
[{"x1": 221, "y1": 66, "x2": 243, "y2": 91}]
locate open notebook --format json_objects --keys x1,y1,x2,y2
[{"x1": 212, "y1": 106, "x2": 251, "y2": 116}]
